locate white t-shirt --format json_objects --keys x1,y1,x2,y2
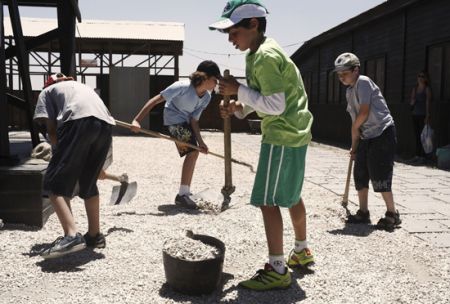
[{"x1": 34, "y1": 80, "x2": 115, "y2": 128}]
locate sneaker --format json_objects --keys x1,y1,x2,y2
[
  {"x1": 83, "y1": 232, "x2": 106, "y2": 249},
  {"x1": 40, "y1": 233, "x2": 86, "y2": 259},
  {"x1": 287, "y1": 248, "x2": 315, "y2": 268},
  {"x1": 175, "y1": 194, "x2": 198, "y2": 209},
  {"x1": 376, "y1": 210, "x2": 402, "y2": 231},
  {"x1": 346, "y1": 209, "x2": 371, "y2": 224},
  {"x1": 239, "y1": 263, "x2": 291, "y2": 291}
]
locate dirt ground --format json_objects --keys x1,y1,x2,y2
[{"x1": 1, "y1": 133, "x2": 449, "y2": 304}]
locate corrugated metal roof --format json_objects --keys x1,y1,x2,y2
[{"x1": 4, "y1": 17, "x2": 185, "y2": 42}]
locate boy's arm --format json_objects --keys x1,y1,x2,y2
[
  {"x1": 350, "y1": 104, "x2": 370, "y2": 155},
  {"x1": 131, "y1": 94, "x2": 165, "y2": 130},
  {"x1": 219, "y1": 76, "x2": 285, "y2": 116},
  {"x1": 190, "y1": 118, "x2": 207, "y2": 153}
]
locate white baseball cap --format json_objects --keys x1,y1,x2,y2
[{"x1": 209, "y1": 0, "x2": 268, "y2": 31}]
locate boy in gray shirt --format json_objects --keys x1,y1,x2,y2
[
  {"x1": 34, "y1": 73, "x2": 115, "y2": 258},
  {"x1": 334, "y1": 53, "x2": 401, "y2": 231}
]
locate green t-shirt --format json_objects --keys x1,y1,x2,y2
[{"x1": 246, "y1": 37, "x2": 313, "y2": 147}]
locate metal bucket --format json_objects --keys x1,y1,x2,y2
[{"x1": 162, "y1": 233, "x2": 225, "y2": 295}]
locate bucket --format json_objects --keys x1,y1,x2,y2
[
  {"x1": 436, "y1": 145, "x2": 450, "y2": 170},
  {"x1": 162, "y1": 233, "x2": 225, "y2": 295}
]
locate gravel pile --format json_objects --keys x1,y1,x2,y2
[{"x1": 0, "y1": 132, "x2": 449, "y2": 303}]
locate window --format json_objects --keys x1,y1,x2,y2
[
  {"x1": 327, "y1": 70, "x2": 341, "y2": 104},
  {"x1": 365, "y1": 56, "x2": 386, "y2": 94},
  {"x1": 428, "y1": 43, "x2": 450, "y2": 102}
]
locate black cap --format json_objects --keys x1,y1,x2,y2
[{"x1": 196, "y1": 60, "x2": 221, "y2": 78}]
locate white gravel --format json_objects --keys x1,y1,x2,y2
[
  {"x1": 0, "y1": 132, "x2": 449, "y2": 303},
  {"x1": 163, "y1": 233, "x2": 221, "y2": 261}
]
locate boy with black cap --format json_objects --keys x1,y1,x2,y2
[
  {"x1": 334, "y1": 52, "x2": 401, "y2": 231},
  {"x1": 131, "y1": 60, "x2": 221, "y2": 209},
  {"x1": 34, "y1": 73, "x2": 115, "y2": 259},
  {"x1": 210, "y1": 0, "x2": 314, "y2": 290}
]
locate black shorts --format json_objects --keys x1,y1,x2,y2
[
  {"x1": 167, "y1": 123, "x2": 198, "y2": 157},
  {"x1": 354, "y1": 125, "x2": 396, "y2": 192},
  {"x1": 44, "y1": 117, "x2": 112, "y2": 199}
]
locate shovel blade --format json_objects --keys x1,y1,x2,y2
[{"x1": 110, "y1": 181, "x2": 137, "y2": 205}]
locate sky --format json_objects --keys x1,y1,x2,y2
[{"x1": 15, "y1": 0, "x2": 387, "y2": 77}]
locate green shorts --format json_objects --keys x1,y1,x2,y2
[{"x1": 250, "y1": 143, "x2": 307, "y2": 208}]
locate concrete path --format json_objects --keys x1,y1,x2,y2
[{"x1": 305, "y1": 142, "x2": 450, "y2": 248}]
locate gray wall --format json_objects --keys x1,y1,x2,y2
[{"x1": 109, "y1": 67, "x2": 150, "y2": 134}]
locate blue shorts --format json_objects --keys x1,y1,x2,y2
[
  {"x1": 167, "y1": 123, "x2": 198, "y2": 157},
  {"x1": 354, "y1": 126, "x2": 396, "y2": 192},
  {"x1": 44, "y1": 117, "x2": 112, "y2": 199}
]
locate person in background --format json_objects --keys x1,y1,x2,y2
[{"x1": 409, "y1": 70, "x2": 432, "y2": 164}]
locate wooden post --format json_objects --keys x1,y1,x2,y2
[
  {"x1": 0, "y1": 3, "x2": 10, "y2": 158},
  {"x1": 221, "y1": 70, "x2": 235, "y2": 208}
]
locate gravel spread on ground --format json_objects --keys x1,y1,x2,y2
[{"x1": 0, "y1": 133, "x2": 449, "y2": 304}]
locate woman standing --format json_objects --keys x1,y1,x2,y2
[{"x1": 410, "y1": 71, "x2": 432, "y2": 162}]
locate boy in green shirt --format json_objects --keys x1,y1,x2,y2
[{"x1": 210, "y1": 0, "x2": 314, "y2": 291}]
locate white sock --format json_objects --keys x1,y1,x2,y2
[
  {"x1": 269, "y1": 254, "x2": 285, "y2": 274},
  {"x1": 294, "y1": 239, "x2": 307, "y2": 253},
  {"x1": 178, "y1": 185, "x2": 190, "y2": 196}
]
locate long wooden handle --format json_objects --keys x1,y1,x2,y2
[
  {"x1": 114, "y1": 120, "x2": 225, "y2": 160},
  {"x1": 222, "y1": 69, "x2": 233, "y2": 190},
  {"x1": 342, "y1": 156, "x2": 353, "y2": 205}
]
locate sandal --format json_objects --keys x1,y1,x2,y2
[
  {"x1": 346, "y1": 209, "x2": 371, "y2": 224},
  {"x1": 376, "y1": 210, "x2": 401, "y2": 231}
]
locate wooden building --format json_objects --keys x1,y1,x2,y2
[{"x1": 291, "y1": 0, "x2": 450, "y2": 158}]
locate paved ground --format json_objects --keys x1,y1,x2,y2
[
  {"x1": 0, "y1": 131, "x2": 449, "y2": 303},
  {"x1": 307, "y1": 141, "x2": 450, "y2": 248}
]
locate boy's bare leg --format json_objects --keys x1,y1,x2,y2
[
  {"x1": 260, "y1": 206, "x2": 283, "y2": 255},
  {"x1": 381, "y1": 191, "x2": 396, "y2": 213},
  {"x1": 289, "y1": 198, "x2": 306, "y2": 241},
  {"x1": 357, "y1": 187, "x2": 369, "y2": 212},
  {"x1": 50, "y1": 195, "x2": 77, "y2": 236},
  {"x1": 181, "y1": 150, "x2": 199, "y2": 186},
  {"x1": 84, "y1": 195, "x2": 100, "y2": 236}
]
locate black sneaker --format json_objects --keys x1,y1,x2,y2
[
  {"x1": 83, "y1": 232, "x2": 106, "y2": 249},
  {"x1": 175, "y1": 194, "x2": 198, "y2": 209},
  {"x1": 41, "y1": 233, "x2": 86, "y2": 259},
  {"x1": 346, "y1": 209, "x2": 371, "y2": 224}
]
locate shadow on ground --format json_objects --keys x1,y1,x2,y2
[
  {"x1": 328, "y1": 223, "x2": 376, "y2": 237},
  {"x1": 34, "y1": 249, "x2": 105, "y2": 273},
  {"x1": 158, "y1": 271, "x2": 307, "y2": 303}
]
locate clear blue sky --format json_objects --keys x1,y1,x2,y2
[{"x1": 17, "y1": 0, "x2": 386, "y2": 77}]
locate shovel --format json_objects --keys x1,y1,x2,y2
[
  {"x1": 103, "y1": 173, "x2": 137, "y2": 205},
  {"x1": 341, "y1": 156, "x2": 353, "y2": 216}
]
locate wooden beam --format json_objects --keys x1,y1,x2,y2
[
  {"x1": 0, "y1": 4, "x2": 10, "y2": 158},
  {"x1": 7, "y1": 0, "x2": 40, "y2": 147}
]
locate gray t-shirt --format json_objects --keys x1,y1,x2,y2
[
  {"x1": 346, "y1": 75, "x2": 394, "y2": 139},
  {"x1": 34, "y1": 80, "x2": 115, "y2": 128}
]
